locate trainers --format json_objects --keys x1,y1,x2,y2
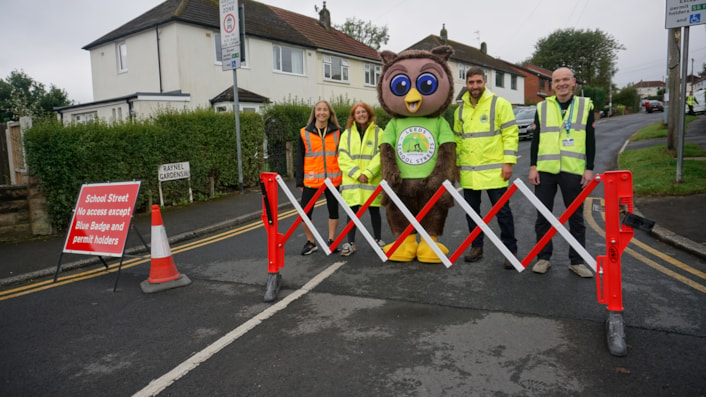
[
  {"x1": 532, "y1": 259, "x2": 551, "y2": 274},
  {"x1": 328, "y1": 239, "x2": 339, "y2": 253},
  {"x1": 569, "y1": 264, "x2": 593, "y2": 278},
  {"x1": 464, "y1": 246, "x2": 483, "y2": 262},
  {"x1": 340, "y1": 242, "x2": 356, "y2": 256},
  {"x1": 375, "y1": 239, "x2": 386, "y2": 247},
  {"x1": 503, "y1": 252, "x2": 518, "y2": 269},
  {"x1": 301, "y1": 240, "x2": 318, "y2": 255}
]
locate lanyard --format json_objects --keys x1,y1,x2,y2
[{"x1": 556, "y1": 98, "x2": 575, "y2": 135}]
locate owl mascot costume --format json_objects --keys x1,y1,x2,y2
[{"x1": 377, "y1": 45, "x2": 456, "y2": 263}]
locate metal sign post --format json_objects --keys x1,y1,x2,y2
[
  {"x1": 220, "y1": 0, "x2": 244, "y2": 193},
  {"x1": 665, "y1": 0, "x2": 705, "y2": 183}
]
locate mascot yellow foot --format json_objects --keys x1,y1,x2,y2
[
  {"x1": 416, "y1": 236, "x2": 449, "y2": 264},
  {"x1": 384, "y1": 234, "x2": 418, "y2": 262}
]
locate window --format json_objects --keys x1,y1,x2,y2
[
  {"x1": 273, "y1": 45, "x2": 304, "y2": 74},
  {"x1": 458, "y1": 64, "x2": 470, "y2": 80},
  {"x1": 364, "y1": 63, "x2": 381, "y2": 86},
  {"x1": 323, "y1": 55, "x2": 349, "y2": 82},
  {"x1": 216, "y1": 34, "x2": 248, "y2": 67},
  {"x1": 117, "y1": 41, "x2": 128, "y2": 73},
  {"x1": 495, "y1": 71, "x2": 504, "y2": 88},
  {"x1": 511, "y1": 75, "x2": 517, "y2": 90},
  {"x1": 72, "y1": 112, "x2": 98, "y2": 123},
  {"x1": 215, "y1": 33, "x2": 223, "y2": 65}
]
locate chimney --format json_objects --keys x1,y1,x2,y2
[
  {"x1": 318, "y1": 2, "x2": 331, "y2": 30},
  {"x1": 440, "y1": 24, "x2": 448, "y2": 44},
  {"x1": 480, "y1": 42, "x2": 487, "y2": 54}
]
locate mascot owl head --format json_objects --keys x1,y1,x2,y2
[{"x1": 377, "y1": 45, "x2": 455, "y2": 119}]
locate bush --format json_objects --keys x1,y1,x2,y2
[{"x1": 24, "y1": 109, "x2": 264, "y2": 229}]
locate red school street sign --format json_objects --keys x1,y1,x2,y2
[{"x1": 63, "y1": 181, "x2": 141, "y2": 257}]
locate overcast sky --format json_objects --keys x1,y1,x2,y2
[{"x1": 2, "y1": 0, "x2": 705, "y2": 104}]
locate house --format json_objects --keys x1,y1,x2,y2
[
  {"x1": 516, "y1": 64, "x2": 553, "y2": 105},
  {"x1": 404, "y1": 26, "x2": 525, "y2": 106},
  {"x1": 55, "y1": 0, "x2": 382, "y2": 124},
  {"x1": 632, "y1": 80, "x2": 666, "y2": 99}
]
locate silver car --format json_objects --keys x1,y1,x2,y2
[{"x1": 514, "y1": 107, "x2": 536, "y2": 140}]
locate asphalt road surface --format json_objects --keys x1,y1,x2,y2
[{"x1": 1, "y1": 112, "x2": 705, "y2": 396}]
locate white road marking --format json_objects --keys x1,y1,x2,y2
[{"x1": 133, "y1": 261, "x2": 346, "y2": 397}]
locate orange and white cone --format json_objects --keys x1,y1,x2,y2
[{"x1": 140, "y1": 205, "x2": 191, "y2": 293}]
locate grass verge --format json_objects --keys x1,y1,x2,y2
[{"x1": 619, "y1": 117, "x2": 706, "y2": 196}]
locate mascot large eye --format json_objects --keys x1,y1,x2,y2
[
  {"x1": 416, "y1": 73, "x2": 438, "y2": 96},
  {"x1": 390, "y1": 74, "x2": 411, "y2": 96}
]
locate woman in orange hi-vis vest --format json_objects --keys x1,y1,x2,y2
[{"x1": 296, "y1": 100, "x2": 343, "y2": 255}]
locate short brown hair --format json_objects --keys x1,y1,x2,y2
[{"x1": 465, "y1": 66, "x2": 486, "y2": 81}]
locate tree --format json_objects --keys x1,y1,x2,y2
[
  {"x1": 613, "y1": 86, "x2": 640, "y2": 112},
  {"x1": 0, "y1": 69, "x2": 71, "y2": 122},
  {"x1": 335, "y1": 17, "x2": 389, "y2": 50},
  {"x1": 528, "y1": 28, "x2": 625, "y2": 91}
]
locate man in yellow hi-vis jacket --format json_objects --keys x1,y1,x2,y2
[
  {"x1": 454, "y1": 66, "x2": 519, "y2": 269},
  {"x1": 528, "y1": 67, "x2": 595, "y2": 278}
]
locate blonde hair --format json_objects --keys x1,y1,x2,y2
[
  {"x1": 306, "y1": 100, "x2": 340, "y2": 128},
  {"x1": 345, "y1": 102, "x2": 376, "y2": 130}
]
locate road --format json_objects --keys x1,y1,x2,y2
[{"x1": 1, "y1": 112, "x2": 705, "y2": 396}]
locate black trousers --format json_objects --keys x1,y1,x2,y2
[
  {"x1": 346, "y1": 205, "x2": 382, "y2": 243},
  {"x1": 301, "y1": 186, "x2": 339, "y2": 220},
  {"x1": 534, "y1": 171, "x2": 585, "y2": 265},
  {"x1": 463, "y1": 187, "x2": 517, "y2": 253}
]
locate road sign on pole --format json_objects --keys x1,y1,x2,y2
[
  {"x1": 220, "y1": 0, "x2": 240, "y2": 71},
  {"x1": 665, "y1": 0, "x2": 706, "y2": 28}
]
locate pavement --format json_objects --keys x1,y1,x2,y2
[{"x1": 1, "y1": 118, "x2": 705, "y2": 287}]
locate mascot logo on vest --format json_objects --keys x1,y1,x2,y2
[{"x1": 378, "y1": 45, "x2": 457, "y2": 264}]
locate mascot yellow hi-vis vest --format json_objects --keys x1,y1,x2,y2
[
  {"x1": 536, "y1": 96, "x2": 592, "y2": 175},
  {"x1": 377, "y1": 45, "x2": 457, "y2": 263},
  {"x1": 300, "y1": 127, "x2": 342, "y2": 187}
]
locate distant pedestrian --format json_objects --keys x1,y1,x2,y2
[
  {"x1": 296, "y1": 100, "x2": 342, "y2": 255},
  {"x1": 686, "y1": 90, "x2": 699, "y2": 115},
  {"x1": 528, "y1": 67, "x2": 596, "y2": 278},
  {"x1": 453, "y1": 66, "x2": 519, "y2": 268},
  {"x1": 337, "y1": 102, "x2": 385, "y2": 256}
]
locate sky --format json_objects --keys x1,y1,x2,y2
[{"x1": 2, "y1": 0, "x2": 705, "y2": 104}]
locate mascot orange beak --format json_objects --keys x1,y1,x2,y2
[{"x1": 405, "y1": 88, "x2": 422, "y2": 114}]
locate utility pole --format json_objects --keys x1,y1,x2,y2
[{"x1": 667, "y1": 28, "x2": 681, "y2": 151}]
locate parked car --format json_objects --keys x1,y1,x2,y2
[
  {"x1": 645, "y1": 100, "x2": 664, "y2": 113},
  {"x1": 514, "y1": 107, "x2": 536, "y2": 140}
]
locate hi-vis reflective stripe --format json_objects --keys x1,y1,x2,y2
[
  {"x1": 305, "y1": 150, "x2": 337, "y2": 157},
  {"x1": 338, "y1": 151, "x2": 375, "y2": 161},
  {"x1": 538, "y1": 152, "x2": 586, "y2": 162},
  {"x1": 151, "y1": 224, "x2": 172, "y2": 259},
  {"x1": 308, "y1": 171, "x2": 342, "y2": 179},
  {"x1": 537, "y1": 154, "x2": 561, "y2": 161},
  {"x1": 340, "y1": 184, "x2": 377, "y2": 192},
  {"x1": 560, "y1": 151, "x2": 586, "y2": 160},
  {"x1": 455, "y1": 96, "x2": 514, "y2": 139},
  {"x1": 460, "y1": 163, "x2": 504, "y2": 172},
  {"x1": 539, "y1": 97, "x2": 589, "y2": 133}
]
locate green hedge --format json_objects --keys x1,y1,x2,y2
[{"x1": 24, "y1": 109, "x2": 264, "y2": 230}]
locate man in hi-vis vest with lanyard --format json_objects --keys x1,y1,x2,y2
[{"x1": 528, "y1": 67, "x2": 595, "y2": 278}]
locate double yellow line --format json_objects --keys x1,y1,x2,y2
[
  {"x1": 0, "y1": 207, "x2": 304, "y2": 301},
  {"x1": 585, "y1": 197, "x2": 706, "y2": 294}
]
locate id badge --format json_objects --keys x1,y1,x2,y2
[{"x1": 562, "y1": 138, "x2": 574, "y2": 147}]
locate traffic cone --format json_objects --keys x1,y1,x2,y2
[{"x1": 140, "y1": 205, "x2": 191, "y2": 293}]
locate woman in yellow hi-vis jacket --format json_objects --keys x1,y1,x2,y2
[
  {"x1": 337, "y1": 102, "x2": 385, "y2": 256},
  {"x1": 296, "y1": 100, "x2": 342, "y2": 256}
]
